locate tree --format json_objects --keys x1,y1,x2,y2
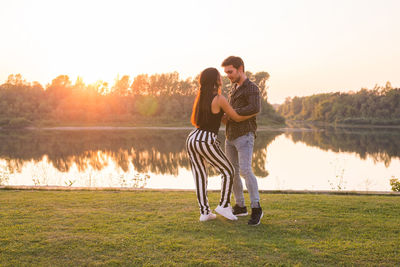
[
  {"x1": 6, "y1": 74, "x2": 28, "y2": 86},
  {"x1": 112, "y1": 75, "x2": 131, "y2": 96},
  {"x1": 46, "y1": 75, "x2": 72, "y2": 101},
  {"x1": 131, "y1": 74, "x2": 149, "y2": 95},
  {"x1": 254, "y1": 71, "x2": 270, "y2": 100}
]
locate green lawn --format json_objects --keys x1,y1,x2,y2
[{"x1": 0, "y1": 190, "x2": 399, "y2": 266}]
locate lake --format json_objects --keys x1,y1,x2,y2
[{"x1": 1, "y1": 126, "x2": 399, "y2": 191}]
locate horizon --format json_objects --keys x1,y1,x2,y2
[{"x1": 1, "y1": 0, "x2": 399, "y2": 104}]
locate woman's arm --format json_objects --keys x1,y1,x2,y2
[{"x1": 217, "y1": 95, "x2": 257, "y2": 122}]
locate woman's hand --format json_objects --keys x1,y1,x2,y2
[
  {"x1": 217, "y1": 95, "x2": 257, "y2": 122},
  {"x1": 221, "y1": 113, "x2": 228, "y2": 125}
]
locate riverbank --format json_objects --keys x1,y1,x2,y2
[
  {"x1": 2, "y1": 121, "x2": 400, "y2": 131},
  {"x1": 286, "y1": 120, "x2": 400, "y2": 129},
  {"x1": 0, "y1": 125, "x2": 288, "y2": 132},
  {"x1": 1, "y1": 190, "x2": 399, "y2": 266},
  {"x1": 1, "y1": 186, "x2": 400, "y2": 196}
]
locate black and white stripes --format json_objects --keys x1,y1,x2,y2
[{"x1": 186, "y1": 128, "x2": 234, "y2": 215}]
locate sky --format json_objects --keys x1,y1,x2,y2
[{"x1": 1, "y1": 0, "x2": 399, "y2": 103}]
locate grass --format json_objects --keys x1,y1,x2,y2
[{"x1": 0, "y1": 190, "x2": 399, "y2": 266}]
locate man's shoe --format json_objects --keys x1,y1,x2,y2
[
  {"x1": 215, "y1": 205, "x2": 238, "y2": 221},
  {"x1": 199, "y1": 213, "x2": 217, "y2": 222},
  {"x1": 232, "y1": 204, "x2": 248, "y2": 216},
  {"x1": 248, "y1": 207, "x2": 263, "y2": 226}
]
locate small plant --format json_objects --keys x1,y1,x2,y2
[
  {"x1": 328, "y1": 163, "x2": 346, "y2": 190},
  {"x1": 64, "y1": 179, "x2": 76, "y2": 187},
  {"x1": 7, "y1": 117, "x2": 31, "y2": 128},
  {"x1": 389, "y1": 178, "x2": 400, "y2": 192},
  {"x1": 32, "y1": 177, "x2": 40, "y2": 186},
  {"x1": 0, "y1": 165, "x2": 10, "y2": 186}
]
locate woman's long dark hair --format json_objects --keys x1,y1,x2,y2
[{"x1": 191, "y1": 68, "x2": 221, "y2": 127}]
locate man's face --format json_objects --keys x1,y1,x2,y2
[{"x1": 223, "y1": 65, "x2": 241, "y2": 84}]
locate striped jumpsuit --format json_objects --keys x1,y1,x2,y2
[{"x1": 186, "y1": 125, "x2": 235, "y2": 215}]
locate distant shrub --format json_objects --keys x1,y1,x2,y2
[
  {"x1": 37, "y1": 119, "x2": 57, "y2": 127},
  {"x1": 338, "y1": 118, "x2": 370, "y2": 125},
  {"x1": 336, "y1": 117, "x2": 400, "y2": 126},
  {"x1": 390, "y1": 178, "x2": 400, "y2": 192},
  {"x1": 270, "y1": 112, "x2": 286, "y2": 124},
  {"x1": 7, "y1": 117, "x2": 31, "y2": 128},
  {"x1": 0, "y1": 118, "x2": 10, "y2": 126}
]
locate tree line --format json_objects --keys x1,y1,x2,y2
[
  {"x1": 0, "y1": 71, "x2": 284, "y2": 128},
  {"x1": 277, "y1": 82, "x2": 400, "y2": 125}
]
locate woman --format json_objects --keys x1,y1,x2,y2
[{"x1": 186, "y1": 67, "x2": 256, "y2": 222}]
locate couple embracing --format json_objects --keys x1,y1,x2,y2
[{"x1": 186, "y1": 56, "x2": 263, "y2": 226}]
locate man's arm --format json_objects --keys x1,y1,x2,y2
[{"x1": 235, "y1": 91, "x2": 261, "y2": 116}]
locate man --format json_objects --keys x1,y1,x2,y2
[{"x1": 221, "y1": 56, "x2": 263, "y2": 226}]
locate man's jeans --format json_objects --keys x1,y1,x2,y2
[{"x1": 225, "y1": 132, "x2": 260, "y2": 208}]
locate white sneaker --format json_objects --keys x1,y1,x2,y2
[
  {"x1": 215, "y1": 205, "x2": 238, "y2": 221},
  {"x1": 199, "y1": 213, "x2": 217, "y2": 222}
]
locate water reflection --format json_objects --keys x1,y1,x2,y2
[
  {"x1": 0, "y1": 129, "x2": 280, "y2": 181},
  {"x1": 1, "y1": 127, "x2": 400, "y2": 190},
  {"x1": 285, "y1": 127, "x2": 400, "y2": 167},
  {"x1": 0, "y1": 130, "x2": 189, "y2": 175}
]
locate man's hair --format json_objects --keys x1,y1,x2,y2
[{"x1": 221, "y1": 56, "x2": 245, "y2": 71}]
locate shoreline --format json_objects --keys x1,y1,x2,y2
[
  {"x1": 1, "y1": 185, "x2": 399, "y2": 196},
  {"x1": 1, "y1": 124, "x2": 399, "y2": 132},
  {"x1": 1, "y1": 122, "x2": 400, "y2": 131},
  {"x1": 0, "y1": 125, "x2": 289, "y2": 132}
]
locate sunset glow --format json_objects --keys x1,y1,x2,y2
[{"x1": 1, "y1": 0, "x2": 400, "y2": 103}]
